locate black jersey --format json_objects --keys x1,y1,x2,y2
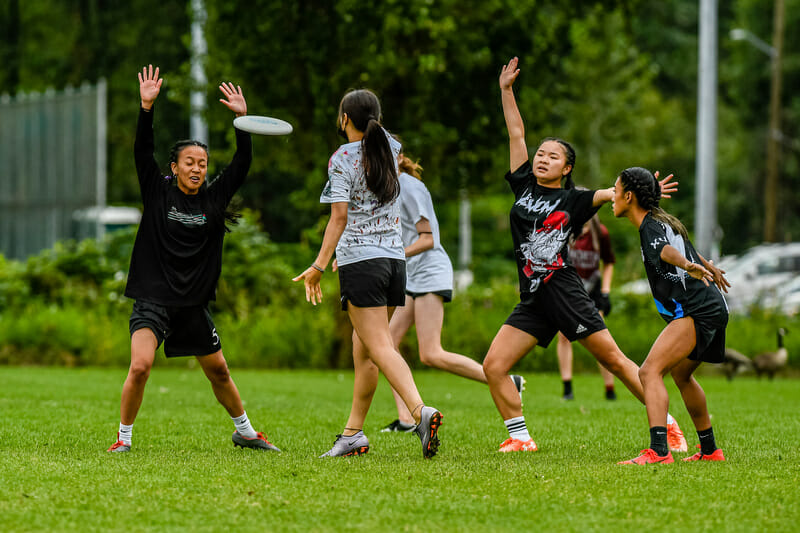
[
  {"x1": 124, "y1": 107, "x2": 252, "y2": 306},
  {"x1": 506, "y1": 161, "x2": 599, "y2": 294},
  {"x1": 639, "y1": 213, "x2": 727, "y2": 323}
]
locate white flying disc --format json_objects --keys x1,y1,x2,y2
[{"x1": 233, "y1": 115, "x2": 293, "y2": 135}]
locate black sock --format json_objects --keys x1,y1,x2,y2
[
  {"x1": 649, "y1": 426, "x2": 669, "y2": 456},
  {"x1": 563, "y1": 380, "x2": 572, "y2": 396},
  {"x1": 698, "y1": 427, "x2": 717, "y2": 456}
]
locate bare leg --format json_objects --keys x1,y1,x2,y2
[
  {"x1": 348, "y1": 305, "x2": 425, "y2": 424},
  {"x1": 482, "y1": 325, "x2": 537, "y2": 420},
  {"x1": 556, "y1": 332, "x2": 573, "y2": 381},
  {"x1": 342, "y1": 330, "x2": 380, "y2": 435},
  {"x1": 578, "y1": 329, "x2": 645, "y2": 403},
  {"x1": 638, "y1": 319, "x2": 698, "y2": 427},
  {"x1": 388, "y1": 297, "x2": 416, "y2": 425},
  {"x1": 120, "y1": 329, "x2": 158, "y2": 425},
  {"x1": 195, "y1": 350, "x2": 245, "y2": 418},
  {"x1": 637, "y1": 318, "x2": 698, "y2": 427},
  {"x1": 415, "y1": 293, "x2": 486, "y2": 382},
  {"x1": 670, "y1": 358, "x2": 710, "y2": 431}
]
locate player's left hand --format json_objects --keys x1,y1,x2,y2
[
  {"x1": 292, "y1": 267, "x2": 323, "y2": 305},
  {"x1": 655, "y1": 171, "x2": 677, "y2": 198},
  {"x1": 219, "y1": 82, "x2": 247, "y2": 117},
  {"x1": 705, "y1": 259, "x2": 731, "y2": 293}
]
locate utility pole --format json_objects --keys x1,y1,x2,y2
[
  {"x1": 764, "y1": 0, "x2": 784, "y2": 242},
  {"x1": 190, "y1": 0, "x2": 209, "y2": 145},
  {"x1": 695, "y1": 0, "x2": 718, "y2": 258}
]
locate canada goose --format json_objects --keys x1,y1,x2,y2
[
  {"x1": 722, "y1": 348, "x2": 753, "y2": 380},
  {"x1": 752, "y1": 328, "x2": 788, "y2": 380}
]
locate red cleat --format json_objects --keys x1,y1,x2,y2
[
  {"x1": 107, "y1": 432, "x2": 131, "y2": 453},
  {"x1": 498, "y1": 437, "x2": 538, "y2": 452},
  {"x1": 618, "y1": 449, "x2": 674, "y2": 465},
  {"x1": 667, "y1": 421, "x2": 688, "y2": 452},
  {"x1": 683, "y1": 448, "x2": 725, "y2": 462}
]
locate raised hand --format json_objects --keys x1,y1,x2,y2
[
  {"x1": 499, "y1": 57, "x2": 521, "y2": 90},
  {"x1": 138, "y1": 65, "x2": 162, "y2": 111},
  {"x1": 655, "y1": 170, "x2": 678, "y2": 199},
  {"x1": 219, "y1": 82, "x2": 247, "y2": 117}
]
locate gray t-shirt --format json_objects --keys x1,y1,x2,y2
[
  {"x1": 320, "y1": 133, "x2": 405, "y2": 266},
  {"x1": 398, "y1": 173, "x2": 453, "y2": 292}
]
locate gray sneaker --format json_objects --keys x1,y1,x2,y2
[
  {"x1": 232, "y1": 431, "x2": 281, "y2": 452},
  {"x1": 511, "y1": 374, "x2": 526, "y2": 406},
  {"x1": 107, "y1": 436, "x2": 130, "y2": 453},
  {"x1": 414, "y1": 406, "x2": 442, "y2": 458},
  {"x1": 319, "y1": 431, "x2": 370, "y2": 457},
  {"x1": 380, "y1": 419, "x2": 417, "y2": 433}
]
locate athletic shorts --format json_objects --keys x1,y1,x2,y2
[
  {"x1": 406, "y1": 290, "x2": 453, "y2": 303},
  {"x1": 129, "y1": 300, "x2": 221, "y2": 357},
  {"x1": 338, "y1": 258, "x2": 406, "y2": 311},
  {"x1": 687, "y1": 312, "x2": 728, "y2": 364},
  {"x1": 504, "y1": 270, "x2": 606, "y2": 347}
]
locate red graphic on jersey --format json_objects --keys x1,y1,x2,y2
[{"x1": 521, "y1": 211, "x2": 570, "y2": 287}]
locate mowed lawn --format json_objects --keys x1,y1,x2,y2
[{"x1": 1, "y1": 365, "x2": 798, "y2": 532}]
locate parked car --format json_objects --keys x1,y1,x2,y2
[{"x1": 718, "y1": 242, "x2": 800, "y2": 312}]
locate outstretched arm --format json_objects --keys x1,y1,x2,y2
[
  {"x1": 138, "y1": 64, "x2": 162, "y2": 111},
  {"x1": 499, "y1": 57, "x2": 528, "y2": 172}
]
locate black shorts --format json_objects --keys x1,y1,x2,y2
[
  {"x1": 687, "y1": 312, "x2": 729, "y2": 364},
  {"x1": 338, "y1": 258, "x2": 406, "y2": 311},
  {"x1": 406, "y1": 290, "x2": 453, "y2": 303},
  {"x1": 504, "y1": 269, "x2": 606, "y2": 347},
  {"x1": 129, "y1": 300, "x2": 222, "y2": 357}
]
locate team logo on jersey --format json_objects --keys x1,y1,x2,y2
[
  {"x1": 650, "y1": 236, "x2": 668, "y2": 249},
  {"x1": 520, "y1": 210, "x2": 570, "y2": 289},
  {"x1": 167, "y1": 206, "x2": 207, "y2": 226},
  {"x1": 516, "y1": 194, "x2": 560, "y2": 216}
]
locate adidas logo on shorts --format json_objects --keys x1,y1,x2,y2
[{"x1": 575, "y1": 324, "x2": 587, "y2": 334}]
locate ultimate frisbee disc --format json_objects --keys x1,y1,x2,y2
[{"x1": 233, "y1": 115, "x2": 293, "y2": 135}]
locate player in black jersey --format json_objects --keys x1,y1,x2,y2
[
  {"x1": 485, "y1": 56, "x2": 689, "y2": 454},
  {"x1": 613, "y1": 167, "x2": 730, "y2": 465},
  {"x1": 107, "y1": 65, "x2": 279, "y2": 453}
]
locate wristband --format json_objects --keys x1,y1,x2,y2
[{"x1": 311, "y1": 263, "x2": 325, "y2": 273}]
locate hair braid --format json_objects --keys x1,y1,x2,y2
[{"x1": 619, "y1": 167, "x2": 688, "y2": 239}]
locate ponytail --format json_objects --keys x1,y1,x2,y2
[
  {"x1": 398, "y1": 153, "x2": 423, "y2": 179},
  {"x1": 339, "y1": 89, "x2": 398, "y2": 205},
  {"x1": 619, "y1": 167, "x2": 688, "y2": 239}
]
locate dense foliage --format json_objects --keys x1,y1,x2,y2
[
  {"x1": 0, "y1": 216, "x2": 797, "y2": 369},
  {"x1": 1, "y1": 0, "x2": 799, "y2": 253}
]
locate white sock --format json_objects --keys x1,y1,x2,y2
[
  {"x1": 666, "y1": 413, "x2": 676, "y2": 426},
  {"x1": 504, "y1": 416, "x2": 531, "y2": 441},
  {"x1": 119, "y1": 423, "x2": 133, "y2": 446},
  {"x1": 232, "y1": 412, "x2": 258, "y2": 439}
]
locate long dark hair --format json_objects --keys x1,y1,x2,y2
[
  {"x1": 619, "y1": 166, "x2": 688, "y2": 239},
  {"x1": 539, "y1": 137, "x2": 576, "y2": 190},
  {"x1": 338, "y1": 89, "x2": 398, "y2": 204},
  {"x1": 168, "y1": 140, "x2": 240, "y2": 233}
]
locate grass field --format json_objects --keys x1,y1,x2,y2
[{"x1": 1, "y1": 366, "x2": 798, "y2": 532}]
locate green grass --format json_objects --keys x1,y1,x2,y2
[{"x1": 1, "y1": 366, "x2": 798, "y2": 532}]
